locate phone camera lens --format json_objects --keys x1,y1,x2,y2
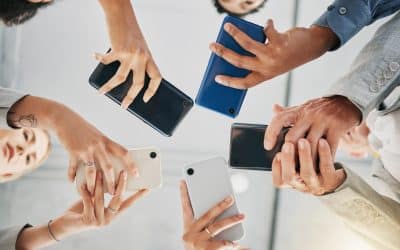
[
  {"x1": 187, "y1": 168, "x2": 194, "y2": 176},
  {"x1": 229, "y1": 108, "x2": 235, "y2": 114},
  {"x1": 150, "y1": 152, "x2": 157, "y2": 159}
]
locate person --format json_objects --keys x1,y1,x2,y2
[
  {"x1": 271, "y1": 124, "x2": 400, "y2": 249},
  {"x1": 1, "y1": 0, "x2": 162, "y2": 109},
  {"x1": 179, "y1": 181, "x2": 247, "y2": 250},
  {"x1": 212, "y1": 0, "x2": 267, "y2": 17},
  {"x1": 265, "y1": 10, "x2": 400, "y2": 166},
  {"x1": 0, "y1": 87, "x2": 138, "y2": 194},
  {"x1": 0, "y1": 168, "x2": 149, "y2": 250}
]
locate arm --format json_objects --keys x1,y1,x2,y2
[
  {"x1": 6, "y1": 94, "x2": 137, "y2": 194},
  {"x1": 96, "y1": 0, "x2": 162, "y2": 107},
  {"x1": 15, "y1": 171, "x2": 148, "y2": 250},
  {"x1": 273, "y1": 138, "x2": 400, "y2": 250},
  {"x1": 319, "y1": 165, "x2": 400, "y2": 250}
]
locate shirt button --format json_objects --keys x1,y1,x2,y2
[
  {"x1": 389, "y1": 61, "x2": 400, "y2": 72},
  {"x1": 374, "y1": 69, "x2": 383, "y2": 79},
  {"x1": 375, "y1": 77, "x2": 385, "y2": 86},
  {"x1": 327, "y1": 5, "x2": 335, "y2": 11},
  {"x1": 384, "y1": 69, "x2": 394, "y2": 79},
  {"x1": 369, "y1": 83, "x2": 380, "y2": 93},
  {"x1": 339, "y1": 7, "x2": 347, "y2": 15}
]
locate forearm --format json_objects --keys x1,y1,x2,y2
[
  {"x1": 319, "y1": 164, "x2": 400, "y2": 249},
  {"x1": 98, "y1": 0, "x2": 146, "y2": 41}
]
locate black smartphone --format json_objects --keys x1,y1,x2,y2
[
  {"x1": 89, "y1": 54, "x2": 194, "y2": 137},
  {"x1": 229, "y1": 123, "x2": 289, "y2": 171}
]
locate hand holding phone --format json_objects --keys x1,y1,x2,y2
[
  {"x1": 183, "y1": 157, "x2": 245, "y2": 241},
  {"x1": 76, "y1": 147, "x2": 162, "y2": 193},
  {"x1": 229, "y1": 123, "x2": 289, "y2": 171}
]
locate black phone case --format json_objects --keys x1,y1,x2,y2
[
  {"x1": 89, "y1": 57, "x2": 194, "y2": 137},
  {"x1": 229, "y1": 123, "x2": 289, "y2": 171}
]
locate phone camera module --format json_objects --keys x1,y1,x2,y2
[
  {"x1": 186, "y1": 168, "x2": 194, "y2": 176},
  {"x1": 150, "y1": 152, "x2": 157, "y2": 159},
  {"x1": 229, "y1": 108, "x2": 235, "y2": 114}
]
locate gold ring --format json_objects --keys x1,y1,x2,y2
[
  {"x1": 107, "y1": 207, "x2": 117, "y2": 214},
  {"x1": 204, "y1": 227, "x2": 213, "y2": 237}
]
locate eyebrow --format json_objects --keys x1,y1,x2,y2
[{"x1": 31, "y1": 130, "x2": 36, "y2": 144}]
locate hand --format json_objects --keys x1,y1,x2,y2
[
  {"x1": 180, "y1": 181, "x2": 246, "y2": 250},
  {"x1": 272, "y1": 139, "x2": 346, "y2": 195},
  {"x1": 339, "y1": 122, "x2": 370, "y2": 158},
  {"x1": 209, "y1": 20, "x2": 338, "y2": 89},
  {"x1": 52, "y1": 171, "x2": 149, "y2": 238},
  {"x1": 54, "y1": 108, "x2": 137, "y2": 195},
  {"x1": 265, "y1": 96, "x2": 362, "y2": 161},
  {"x1": 96, "y1": 0, "x2": 162, "y2": 108}
]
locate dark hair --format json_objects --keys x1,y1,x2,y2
[
  {"x1": 212, "y1": 0, "x2": 267, "y2": 17},
  {"x1": 0, "y1": 0, "x2": 52, "y2": 26}
]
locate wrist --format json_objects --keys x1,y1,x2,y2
[
  {"x1": 330, "y1": 95, "x2": 362, "y2": 124},
  {"x1": 309, "y1": 25, "x2": 339, "y2": 52}
]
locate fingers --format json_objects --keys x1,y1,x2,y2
[
  {"x1": 326, "y1": 130, "x2": 341, "y2": 156},
  {"x1": 94, "y1": 171, "x2": 105, "y2": 225},
  {"x1": 264, "y1": 111, "x2": 297, "y2": 150},
  {"x1": 223, "y1": 22, "x2": 265, "y2": 55},
  {"x1": 215, "y1": 72, "x2": 264, "y2": 89},
  {"x1": 105, "y1": 171, "x2": 128, "y2": 219},
  {"x1": 206, "y1": 214, "x2": 245, "y2": 237},
  {"x1": 95, "y1": 52, "x2": 118, "y2": 65},
  {"x1": 284, "y1": 120, "x2": 310, "y2": 144},
  {"x1": 193, "y1": 195, "x2": 234, "y2": 232},
  {"x1": 98, "y1": 62, "x2": 131, "y2": 95},
  {"x1": 281, "y1": 143, "x2": 298, "y2": 186},
  {"x1": 68, "y1": 157, "x2": 79, "y2": 182},
  {"x1": 318, "y1": 139, "x2": 335, "y2": 178},
  {"x1": 95, "y1": 147, "x2": 115, "y2": 195},
  {"x1": 180, "y1": 180, "x2": 194, "y2": 230},
  {"x1": 114, "y1": 170, "x2": 128, "y2": 196},
  {"x1": 106, "y1": 141, "x2": 138, "y2": 177},
  {"x1": 85, "y1": 165, "x2": 97, "y2": 195},
  {"x1": 143, "y1": 60, "x2": 162, "y2": 103},
  {"x1": 79, "y1": 184, "x2": 95, "y2": 222},
  {"x1": 264, "y1": 19, "x2": 282, "y2": 43},
  {"x1": 272, "y1": 153, "x2": 283, "y2": 187},
  {"x1": 118, "y1": 189, "x2": 149, "y2": 213},
  {"x1": 121, "y1": 54, "x2": 146, "y2": 109},
  {"x1": 209, "y1": 43, "x2": 258, "y2": 71},
  {"x1": 272, "y1": 104, "x2": 285, "y2": 114},
  {"x1": 305, "y1": 124, "x2": 325, "y2": 163},
  {"x1": 298, "y1": 139, "x2": 320, "y2": 194}
]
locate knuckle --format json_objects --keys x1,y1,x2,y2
[
  {"x1": 115, "y1": 74, "x2": 126, "y2": 82},
  {"x1": 182, "y1": 233, "x2": 191, "y2": 243}
]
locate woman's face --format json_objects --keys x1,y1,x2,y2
[
  {"x1": 0, "y1": 128, "x2": 50, "y2": 179},
  {"x1": 218, "y1": 0, "x2": 265, "y2": 15}
]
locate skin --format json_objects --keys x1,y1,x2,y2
[
  {"x1": 8, "y1": 95, "x2": 138, "y2": 195},
  {"x1": 218, "y1": 0, "x2": 265, "y2": 15},
  {"x1": 210, "y1": 20, "x2": 339, "y2": 89},
  {"x1": 0, "y1": 127, "x2": 49, "y2": 180},
  {"x1": 180, "y1": 181, "x2": 247, "y2": 250},
  {"x1": 272, "y1": 139, "x2": 346, "y2": 195},
  {"x1": 16, "y1": 170, "x2": 149, "y2": 249},
  {"x1": 339, "y1": 121, "x2": 371, "y2": 158},
  {"x1": 265, "y1": 97, "x2": 362, "y2": 162}
]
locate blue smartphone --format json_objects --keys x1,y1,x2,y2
[{"x1": 195, "y1": 15, "x2": 266, "y2": 118}]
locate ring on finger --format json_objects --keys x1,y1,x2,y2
[{"x1": 84, "y1": 161, "x2": 95, "y2": 167}]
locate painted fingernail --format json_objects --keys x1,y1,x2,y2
[{"x1": 143, "y1": 95, "x2": 150, "y2": 103}]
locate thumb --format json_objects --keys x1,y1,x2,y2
[
  {"x1": 272, "y1": 104, "x2": 285, "y2": 114},
  {"x1": 264, "y1": 19, "x2": 281, "y2": 43}
]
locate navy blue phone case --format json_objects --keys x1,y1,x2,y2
[
  {"x1": 89, "y1": 54, "x2": 194, "y2": 137},
  {"x1": 196, "y1": 16, "x2": 266, "y2": 118}
]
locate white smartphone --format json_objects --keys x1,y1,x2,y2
[
  {"x1": 183, "y1": 157, "x2": 245, "y2": 242},
  {"x1": 75, "y1": 147, "x2": 162, "y2": 193}
]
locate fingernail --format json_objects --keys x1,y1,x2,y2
[
  {"x1": 123, "y1": 171, "x2": 128, "y2": 180},
  {"x1": 143, "y1": 95, "x2": 150, "y2": 103},
  {"x1": 298, "y1": 139, "x2": 306, "y2": 149},
  {"x1": 215, "y1": 76, "x2": 224, "y2": 84},
  {"x1": 224, "y1": 23, "x2": 232, "y2": 31},
  {"x1": 121, "y1": 102, "x2": 129, "y2": 109},
  {"x1": 265, "y1": 141, "x2": 272, "y2": 150},
  {"x1": 224, "y1": 195, "x2": 233, "y2": 203},
  {"x1": 283, "y1": 143, "x2": 291, "y2": 153},
  {"x1": 237, "y1": 214, "x2": 245, "y2": 219},
  {"x1": 94, "y1": 53, "x2": 101, "y2": 60},
  {"x1": 319, "y1": 139, "x2": 327, "y2": 148}
]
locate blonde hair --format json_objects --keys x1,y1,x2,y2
[{"x1": 0, "y1": 129, "x2": 52, "y2": 183}]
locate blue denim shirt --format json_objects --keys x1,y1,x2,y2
[{"x1": 314, "y1": 0, "x2": 400, "y2": 50}]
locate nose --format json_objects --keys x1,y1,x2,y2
[{"x1": 16, "y1": 145, "x2": 25, "y2": 155}]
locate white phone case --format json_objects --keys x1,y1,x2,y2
[
  {"x1": 183, "y1": 157, "x2": 245, "y2": 242},
  {"x1": 75, "y1": 147, "x2": 162, "y2": 193}
]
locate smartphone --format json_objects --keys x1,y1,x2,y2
[
  {"x1": 195, "y1": 15, "x2": 267, "y2": 118},
  {"x1": 183, "y1": 157, "x2": 245, "y2": 241},
  {"x1": 89, "y1": 55, "x2": 194, "y2": 137},
  {"x1": 76, "y1": 147, "x2": 162, "y2": 193},
  {"x1": 229, "y1": 123, "x2": 289, "y2": 171}
]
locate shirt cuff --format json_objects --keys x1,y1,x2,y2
[{"x1": 313, "y1": 0, "x2": 371, "y2": 50}]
